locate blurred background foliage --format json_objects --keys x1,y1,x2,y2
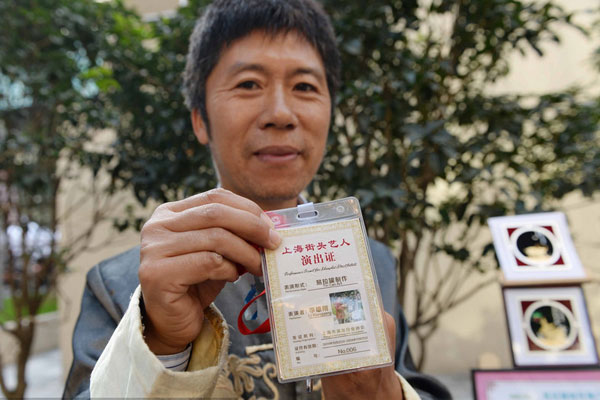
[
  {"x1": 1, "y1": 0, "x2": 599, "y2": 382},
  {"x1": 0, "y1": 0, "x2": 146, "y2": 396},
  {"x1": 317, "y1": 0, "x2": 600, "y2": 366}
]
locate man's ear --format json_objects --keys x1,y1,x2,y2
[{"x1": 191, "y1": 109, "x2": 209, "y2": 144}]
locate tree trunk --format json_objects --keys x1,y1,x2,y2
[{"x1": 0, "y1": 321, "x2": 35, "y2": 399}]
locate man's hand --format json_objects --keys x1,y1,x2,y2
[
  {"x1": 321, "y1": 312, "x2": 403, "y2": 400},
  {"x1": 138, "y1": 188, "x2": 282, "y2": 355}
]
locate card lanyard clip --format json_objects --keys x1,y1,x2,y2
[{"x1": 296, "y1": 202, "x2": 318, "y2": 220}]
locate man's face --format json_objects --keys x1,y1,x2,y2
[{"x1": 191, "y1": 30, "x2": 331, "y2": 210}]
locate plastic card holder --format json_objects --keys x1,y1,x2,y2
[{"x1": 262, "y1": 197, "x2": 393, "y2": 384}]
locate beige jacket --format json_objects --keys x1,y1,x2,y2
[{"x1": 90, "y1": 286, "x2": 420, "y2": 399}]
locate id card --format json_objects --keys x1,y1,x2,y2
[{"x1": 262, "y1": 198, "x2": 392, "y2": 382}]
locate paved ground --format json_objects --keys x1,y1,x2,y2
[
  {"x1": 436, "y1": 374, "x2": 473, "y2": 400},
  {"x1": 1, "y1": 349, "x2": 64, "y2": 399},
  {"x1": 1, "y1": 349, "x2": 473, "y2": 399}
]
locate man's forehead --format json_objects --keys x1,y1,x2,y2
[
  {"x1": 214, "y1": 30, "x2": 326, "y2": 75},
  {"x1": 227, "y1": 28, "x2": 313, "y2": 48}
]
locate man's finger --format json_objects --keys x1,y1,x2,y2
[
  {"x1": 144, "y1": 227, "x2": 263, "y2": 275},
  {"x1": 383, "y1": 312, "x2": 397, "y2": 356},
  {"x1": 167, "y1": 188, "x2": 264, "y2": 217},
  {"x1": 160, "y1": 202, "x2": 280, "y2": 249},
  {"x1": 141, "y1": 251, "x2": 242, "y2": 288}
]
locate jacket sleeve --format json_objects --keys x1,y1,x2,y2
[
  {"x1": 62, "y1": 266, "x2": 122, "y2": 399},
  {"x1": 88, "y1": 285, "x2": 233, "y2": 398}
]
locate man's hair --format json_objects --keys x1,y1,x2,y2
[{"x1": 182, "y1": 0, "x2": 341, "y2": 125}]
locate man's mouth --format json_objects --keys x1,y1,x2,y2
[{"x1": 254, "y1": 146, "x2": 301, "y2": 163}]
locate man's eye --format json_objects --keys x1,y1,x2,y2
[
  {"x1": 295, "y1": 82, "x2": 316, "y2": 92},
  {"x1": 237, "y1": 81, "x2": 259, "y2": 90}
]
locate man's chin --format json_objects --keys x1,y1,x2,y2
[{"x1": 242, "y1": 185, "x2": 305, "y2": 210}]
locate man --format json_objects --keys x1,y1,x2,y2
[{"x1": 63, "y1": 0, "x2": 451, "y2": 398}]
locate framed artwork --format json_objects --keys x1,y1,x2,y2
[
  {"x1": 503, "y1": 286, "x2": 598, "y2": 367},
  {"x1": 488, "y1": 212, "x2": 587, "y2": 283},
  {"x1": 472, "y1": 369, "x2": 600, "y2": 400}
]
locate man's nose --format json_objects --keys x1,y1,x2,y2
[{"x1": 259, "y1": 86, "x2": 298, "y2": 130}]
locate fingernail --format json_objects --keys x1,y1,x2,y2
[
  {"x1": 261, "y1": 213, "x2": 275, "y2": 229},
  {"x1": 269, "y1": 229, "x2": 282, "y2": 248}
]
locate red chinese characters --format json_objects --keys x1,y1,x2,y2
[
  {"x1": 282, "y1": 238, "x2": 351, "y2": 255},
  {"x1": 282, "y1": 237, "x2": 350, "y2": 266}
]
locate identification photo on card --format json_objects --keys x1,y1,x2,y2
[{"x1": 262, "y1": 198, "x2": 392, "y2": 382}]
